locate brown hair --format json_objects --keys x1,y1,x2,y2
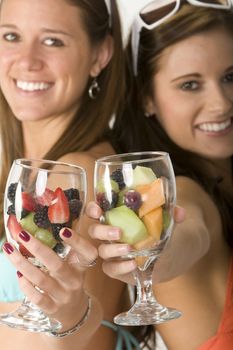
[
  {"x1": 112, "y1": 5, "x2": 233, "y2": 348},
  {"x1": 0, "y1": 0, "x2": 125, "y2": 238}
]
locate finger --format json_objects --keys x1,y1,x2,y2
[
  {"x1": 17, "y1": 273, "x2": 58, "y2": 314},
  {"x1": 174, "y1": 206, "x2": 185, "y2": 223},
  {"x1": 60, "y1": 228, "x2": 98, "y2": 267},
  {"x1": 98, "y1": 243, "x2": 131, "y2": 259},
  {"x1": 3, "y1": 242, "x2": 70, "y2": 301},
  {"x1": 85, "y1": 201, "x2": 102, "y2": 219},
  {"x1": 102, "y1": 260, "x2": 136, "y2": 284},
  {"x1": 17, "y1": 231, "x2": 80, "y2": 285},
  {"x1": 88, "y1": 223, "x2": 121, "y2": 241}
]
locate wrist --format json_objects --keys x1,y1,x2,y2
[{"x1": 47, "y1": 294, "x2": 91, "y2": 338}]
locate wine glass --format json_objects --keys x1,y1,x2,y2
[
  {"x1": 95, "y1": 151, "x2": 181, "y2": 326},
  {"x1": 0, "y1": 159, "x2": 86, "y2": 333}
]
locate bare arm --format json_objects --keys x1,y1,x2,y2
[{"x1": 87, "y1": 176, "x2": 212, "y2": 285}]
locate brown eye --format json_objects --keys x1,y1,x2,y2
[
  {"x1": 3, "y1": 33, "x2": 19, "y2": 42},
  {"x1": 181, "y1": 81, "x2": 199, "y2": 91},
  {"x1": 223, "y1": 72, "x2": 233, "y2": 83},
  {"x1": 43, "y1": 38, "x2": 64, "y2": 47}
]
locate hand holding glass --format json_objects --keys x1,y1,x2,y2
[
  {"x1": 95, "y1": 152, "x2": 181, "y2": 326},
  {"x1": 0, "y1": 159, "x2": 86, "y2": 333}
]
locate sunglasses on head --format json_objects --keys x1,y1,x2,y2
[
  {"x1": 104, "y1": 0, "x2": 112, "y2": 26},
  {"x1": 131, "y1": 0, "x2": 232, "y2": 75}
]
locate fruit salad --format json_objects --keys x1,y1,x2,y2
[
  {"x1": 6, "y1": 183, "x2": 83, "y2": 259},
  {"x1": 96, "y1": 166, "x2": 170, "y2": 252}
]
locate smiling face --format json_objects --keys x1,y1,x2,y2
[
  {"x1": 0, "y1": 0, "x2": 112, "y2": 122},
  {"x1": 147, "y1": 27, "x2": 233, "y2": 160}
]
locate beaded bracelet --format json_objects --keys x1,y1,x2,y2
[{"x1": 48, "y1": 295, "x2": 92, "y2": 338}]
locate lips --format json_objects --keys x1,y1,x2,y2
[
  {"x1": 197, "y1": 118, "x2": 232, "y2": 133},
  {"x1": 16, "y1": 80, "x2": 51, "y2": 92}
]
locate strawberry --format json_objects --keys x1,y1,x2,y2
[
  {"x1": 36, "y1": 188, "x2": 56, "y2": 206},
  {"x1": 48, "y1": 187, "x2": 70, "y2": 224},
  {"x1": 21, "y1": 192, "x2": 36, "y2": 212},
  {"x1": 19, "y1": 243, "x2": 34, "y2": 258},
  {"x1": 7, "y1": 214, "x2": 22, "y2": 241}
]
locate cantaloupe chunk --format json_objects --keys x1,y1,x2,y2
[
  {"x1": 133, "y1": 235, "x2": 157, "y2": 251},
  {"x1": 136, "y1": 178, "x2": 165, "y2": 217},
  {"x1": 142, "y1": 206, "x2": 163, "y2": 241},
  {"x1": 133, "y1": 233, "x2": 159, "y2": 267}
]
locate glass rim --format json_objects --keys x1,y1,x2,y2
[
  {"x1": 95, "y1": 151, "x2": 170, "y2": 166},
  {"x1": 14, "y1": 158, "x2": 86, "y2": 175}
]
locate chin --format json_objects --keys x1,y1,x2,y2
[
  {"x1": 12, "y1": 109, "x2": 46, "y2": 122},
  {"x1": 202, "y1": 150, "x2": 233, "y2": 161}
]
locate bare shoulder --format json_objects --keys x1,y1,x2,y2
[
  {"x1": 57, "y1": 141, "x2": 115, "y2": 172},
  {"x1": 176, "y1": 176, "x2": 218, "y2": 215},
  {"x1": 176, "y1": 176, "x2": 223, "y2": 248}
]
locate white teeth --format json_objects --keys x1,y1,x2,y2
[
  {"x1": 16, "y1": 80, "x2": 50, "y2": 91},
  {"x1": 198, "y1": 119, "x2": 231, "y2": 132}
]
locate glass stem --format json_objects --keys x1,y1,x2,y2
[{"x1": 134, "y1": 262, "x2": 157, "y2": 305}]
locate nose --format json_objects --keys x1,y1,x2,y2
[
  {"x1": 206, "y1": 83, "x2": 232, "y2": 117},
  {"x1": 17, "y1": 42, "x2": 43, "y2": 71}
]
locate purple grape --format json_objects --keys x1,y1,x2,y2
[
  {"x1": 96, "y1": 191, "x2": 118, "y2": 212},
  {"x1": 124, "y1": 190, "x2": 142, "y2": 211}
]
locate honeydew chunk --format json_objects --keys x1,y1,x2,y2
[
  {"x1": 132, "y1": 166, "x2": 156, "y2": 187},
  {"x1": 117, "y1": 189, "x2": 127, "y2": 207},
  {"x1": 142, "y1": 207, "x2": 163, "y2": 241},
  {"x1": 163, "y1": 209, "x2": 171, "y2": 230},
  {"x1": 136, "y1": 178, "x2": 165, "y2": 218},
  {"x1": 105, "y1": 205, "x2": 148, "y2": 245},
  {"x1": 35, "y1": 228, "x2": 57, "y2": 248},
  {"x1": 20, "y1": 212, "x2": 39, "y2": 236},
  {"x1": 96, "y1": 179, "x2": 119, "y2": 193}
]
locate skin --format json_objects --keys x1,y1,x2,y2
[
  {"x1": 87, "y1": 27, "x2": 233, "y2": 349},
  {"x1": 0, "y1": 0, "x2": 125, "y2": 349}
]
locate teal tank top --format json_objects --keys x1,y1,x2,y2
[
  {"x1": 0, "y1": 239, "x2": 24, "y2": 302},
  {"x1": 102, "y1": 320, "x2": 141, "y2": 350}
]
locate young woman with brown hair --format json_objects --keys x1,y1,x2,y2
[
  {"x1": 88, "y1": 1, "x2": 233, "y2": 349},
  {"x1": 0, "y1": 0, "x2": 126, "y2": 349}
]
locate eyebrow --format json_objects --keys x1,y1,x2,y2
[
  {"x1": 171, "y1": 65, "x2": 233, "y2": 82},
  {"x1": 0, "y1": 24, "x2": 73, "y2": 38},
  {"x1": 171, "y1": 73, "x2": 201, "y2": 83},
  {"x1": 226, "y1": 65, "x2": 233, "y2": 72}
]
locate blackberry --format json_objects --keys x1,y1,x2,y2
[
  {"x1": 69, "y1": 199, "x2": 82, "y2": 219},
  {"x1": 7, "y1": 204, "x2": 15, "y2": 215},
  {"x1": 53, "y1": 242, "x2": 65, "y2": 255},
  {"x1": 21, "y1": 208, "x2": 29, "y2": 219},
  {"x1": 7, "y1": 183, "x2": 18, "y2": 202},
  {"x1": 64, "y1": 188, "x2": 80, "y2": 201},
  {"x1": 7, "y1": 204, "x2": 28, "y2": 219},
  {"x1": 51, "y1": 223, "x2": 67, "y2": 241},
  {"x1": 124, "y1": 190, "x2": 142, "y2": 211},
  {"x1": 34, "y1": 206, "x2": 50, "y2": 228},
  {"x1": 96, "y1": 191, "x2": 118, "y2": 212},
  {"x1": 111, "y1": 169, "x2": 125, "y2": 190}
]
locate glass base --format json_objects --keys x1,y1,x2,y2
[
  {"x1": 114, "y1": 302, "x2": 182, "y2": 326},
  {"x1": 0, "y1": 303, "x2": 62, "y2": 333}
]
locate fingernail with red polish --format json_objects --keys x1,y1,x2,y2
[
  {"x1": 3, "y1": 242, "x2": 14, "y2": 255},
  {"x1": 17, "y1": 271, "x2": 23, "y2": 278},
  {"x1": 19, "y1": 230, "x2": 30, "y2": 242},
  {"x1": 62, "y1": 228, "x2": 72, "y2": 238}
]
